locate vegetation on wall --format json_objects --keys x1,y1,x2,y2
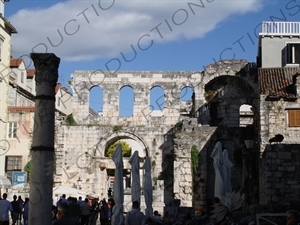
[
  {"x1": 175, "y1": 121, "x2": 183, "y2": 130},
  {"x1": 152, "y1": 160, "x2": 156, "y2": 168},
  {"x1": 113, "y1": 125, "x2": 122, "y2": 132},
  {"x1": 191, "y1": 145, "x2": 199, "y2": 177},
  {"x1": 65, "y1": 113, "x2": 77, "y2": 126},
  {"x1": 152, "y1": 176, "x2": 158, "y2": 185},
  {"x1": 106, "y1": 141, "x2": 131, "y2": 157},
  {"x1": 204, "y1": 90, "x2": 216, "y2": 102}
]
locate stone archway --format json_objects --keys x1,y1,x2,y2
[
  {"x1": 92, "y1": 131, "x2": 149, "y2": 197},
  {"x1": 94, "y1": 131, "x2": 149, "y2": 158}
]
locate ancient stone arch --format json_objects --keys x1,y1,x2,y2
[
  {"x1": 94, "y1": 131, "x2": 149, "y2": 158},
  {"x1": 56, "y1": 59, "x2": 259, "y2": 211}
]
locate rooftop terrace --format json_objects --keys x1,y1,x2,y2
[{"x1": 260, "y1": 21, "x2": 300, "y2": 35}]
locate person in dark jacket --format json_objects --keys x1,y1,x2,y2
[
  {"x1": 53, "y1": 202, "x2": 80, "y2": 225},
  {"x1": 100, "y1": 198, "x2": 109, "y2": 225},
  {"x1": 11, "y1": 195, "x2": 20, "y2": 225}
]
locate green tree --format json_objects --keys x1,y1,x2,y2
[
  {"x1": 24, "y1": 161, "x2": 31, "y2": 182},
  {"x1": 191, "y1": 145, "x2": 199, "y2": 177},
  {"x1": 106, "y1": 141, "x2": 132, "y2": 157},
  {"x1": 24, "y1": 157, "x2": 56, "y2": 183}
]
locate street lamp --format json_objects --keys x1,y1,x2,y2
[{"x1": 77, "y1": 177, "x2": 82, "y2": 190}]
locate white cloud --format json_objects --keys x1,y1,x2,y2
[{"x1": 9, "y1": 0, "x2": 263, "y2": 61}]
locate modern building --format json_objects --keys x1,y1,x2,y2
[
  {"x1": 0, "y1": 0, "x2": 17, "y2": 191},
  {"x1": 257, "y1": 21, "x2": 300, "y2": 68}
]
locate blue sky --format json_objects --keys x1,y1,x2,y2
[{"x1": 5, "y1": 0, "x2": 300, "y2": 114}]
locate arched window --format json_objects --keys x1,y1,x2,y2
[
  {"x1": 180, "y1": 86, "x2": 194, "y2": 101},
  {"x1": 180, "y1": 86, "x2": 194, "y2": 116},
  {"x1": 119, "y1": 86, "x2": 134, "y2": 116},
  {"x1": 89, "y1": 86, "x2": 103, "y2": 114},
  {"x1": 150, "y1": 86, "x2": 164, "y2": 111}
]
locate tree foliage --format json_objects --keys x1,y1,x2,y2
[
  {"x1": 24, "y1": 157, "x2": 56, "y2": 183},
  {"x1": 106, "y1": 141, "x2": 132, "y2": 157},
  {"x1": 191, "y1": 145, "x2": 199, "y2": 177},
  {"x1": 24, "y1": 161, "x2": 31, "y2": 182}
]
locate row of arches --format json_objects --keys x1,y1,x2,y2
[{"x1": 89, "y1": 86, "x2": 194, "y2": 116}]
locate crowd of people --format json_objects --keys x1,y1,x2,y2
[
  {"x1": 1, "y1": 193, "x2": 300, "y2": 225},
  {"x1": 52, "y1": 194, "x2": 116, "y2": 225},
  {"x1": 0, "y1": 193, "x2": 29, "y2": 225}
]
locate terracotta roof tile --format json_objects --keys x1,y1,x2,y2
[
  {"x1": 27, "y1": 69, "x2": 35, "y2": 78},
  {"x1": 61, "y1": 87, "x2": 68, "y2": 92},
  {"x1": 55, "y1": 83, "x2": 61, "y2": 94},
  {"x1": 258, "y1": 67, "x2": 300, "y2": 98},
  {"x1": 10, "y1": 58, "x2": 23, "y2": 67}
]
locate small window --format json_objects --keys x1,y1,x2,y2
[
  {"x1": 57, "y1": 97, "x2": 61, "y2": 107},
  {"x1": 8, "y1": 122, "x2": 17, "y2": 138},
  {"x1": 285, "y1": 43, "x2": 300, "y2": 65},
  {"x1": 21, "y1": 72, "x2": 24, "y2": 83},
  {"x1": 288, "y1": 109, "x2": 300, "y2": 127},
  {"x1": 5, "y1": 156, "x2": 22, "y2": 181}
]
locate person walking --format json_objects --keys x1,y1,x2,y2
[
  {"x1": 80, "y1": 198, "x2": 90, "y2": 225},
  {"x1": 17, "y1": 196, "x2": 24, "y2": 225},
  {"x1": 68, "y1": 197, "x2": 80, "y2": 222},
  {"x1": 125, "y1": 201, "x2": 146, "y2": 225},
  {"x1": 99, "y1": 198, "x2": 108, "y2": 225},
  {"x1": 11, "y1": 195, "x2": 20, "y2": 225},
  {"x1": 0, "y1": 193, "x2": 13, "y2": 225},
  {"x1": 22, "y1": 198, "x2": 29, "y2": 225}
]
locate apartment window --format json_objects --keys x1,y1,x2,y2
[
  {"x1": 57, "y1": 97, "x2": 61, "y2": 106},
  {"x1": 21, "y1": 72, "x2": 24, "y2": 83},
  {"x1": 288, "y1": 109, "x2": 300, "y2": 127},
  {"x1": 285, "y1": 43, "x2": 300, "y2": 64},
  {"x1": 5, "y1": 156, "x2": 22, "y2": 181},
  {"x1": 8, "y1": 122, "x2": 17, "y2": 138}
]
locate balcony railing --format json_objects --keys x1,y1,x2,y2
[{"x1": 261, "y1": 21, "x2": 300, "y2": 35}]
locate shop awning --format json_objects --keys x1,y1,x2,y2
[{"x1": 0, "y1": 176, "x2": 12, "y2": 189}]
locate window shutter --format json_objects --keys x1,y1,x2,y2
[{"x1": 289, "y1": 110, "x2": 300, "y2": 127}]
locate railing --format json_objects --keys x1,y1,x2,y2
[
  {"x1": 256, "y1": 213, "x2": 287, "y2": 225},
  {"x1": 261, "y1": 21, "x2": 300, "y2": 34}
]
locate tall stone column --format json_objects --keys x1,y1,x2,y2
[{"x1": 29, "y1": 53, "x2": 60, "y2": 225}]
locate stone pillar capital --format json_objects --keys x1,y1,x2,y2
[{"x1": 30, "y1": 53, "x2": 60, "y2": 86}]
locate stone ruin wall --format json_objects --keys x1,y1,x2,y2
[
  {"x1": 55, "y1": 59, "x2": 261, "y2": 211},
  {"x1": 259, "y1": 77, "x2": 300, "y2": 208},
  {"x1": 69, "y1": 71, "x2": 205, "y2": 126},
  {"x1": 54, "y1": 124, "x2": 176, "y2": 212},
  {"x1": 259, "y1": 144, "x2": 300, "y2": 212}
]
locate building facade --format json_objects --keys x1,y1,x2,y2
[
  {"x1": 4, "y1": 58, "x2": 72, "y2": 184},
  {"x1": 0, "y1": 0, "x2": 17, "y2": 190},
  {"x1": 258, "y1": 21, "x2": 300, "y2": 209},
  {"x1": 53, "y1": 21, "x2": 300, "y2": 214}
]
